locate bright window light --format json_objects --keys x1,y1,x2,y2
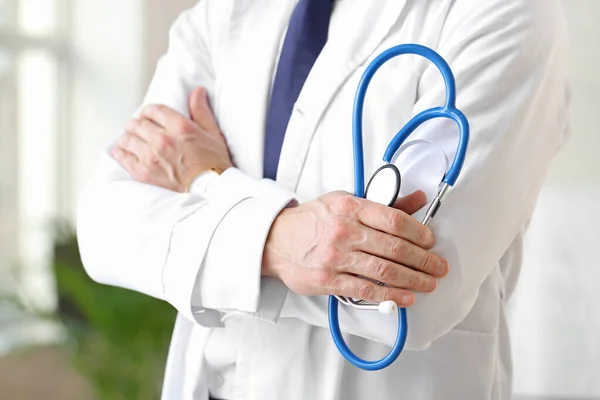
[
  {"x1": 16, "y1": 49, "x2": 58, "y2": 310},
  {"x1": 18, "y1": 0, "x2": 57, "y2": 36}
]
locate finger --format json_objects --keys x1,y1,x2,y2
[
  {"x1": 393, "y1": 190, "x2": 427, "y2": 215},
  {"x1": 141, "y1": 104, "x2": 190, "y2": 133},
  {"x1": 325, "y1": 273, "x2": 415, "y2": 307},
  {"x1": 110, "y1": 146, "x2": 138, "y2": 174},
  {"x1": 125, "y1": 118, "x2": 164, "y2": 145},
  {"x1": 356, "y1": 197, "x2": 435, "y2": 249},
  {"x1": 358, "y1": 227, "x2": 448, "y2": 277},
  {"x1": 117, "y1": 132, "x2": 148, "y2": 159},
  {"x1": 189, "y1": 87, "x2": 220, "y2": 134},
  {"x1": 342, "y1": 252, "x2": 437, "y2": 292}
]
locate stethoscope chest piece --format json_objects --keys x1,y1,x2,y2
[{"x1": 364, "y1": 164, "x2": 401, "y2": 207}]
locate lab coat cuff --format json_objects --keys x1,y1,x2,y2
[
  {"x1": 161, "y1": 191, "x2": 250, "y2": 325},
  {"x1": 199, "y1": 171, "x2": 296, "y2": 323}
]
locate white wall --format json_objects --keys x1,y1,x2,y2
[
  {"x1": 546, "y1": 0, "x2": 600, "y2": 184},
  {"x1": 68, "y1": 0, "x2": 195, "y2": 218},
  {"x1": 142, "y1": 0, "x2": 197, "y2": 89},
  {"x1": 509, "y1": 1, "x2": 600, "y2": 397},
  {"x1": 68, "y1": 0, "x2": 144, "y2": 217}
]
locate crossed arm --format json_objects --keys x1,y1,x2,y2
[{"x1": 112, "y1": 87, "x2": 448, "y2": 309}]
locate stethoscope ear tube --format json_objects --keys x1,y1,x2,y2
[
  {"x1": 328, "y1": 43, "x2": 470, "y2": 370},
  {"x1": 382, "y1": 107, "x2": 469, "y2": 186}
]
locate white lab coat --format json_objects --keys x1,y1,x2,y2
[{"x1": 76, "y1": 0, "x2": 570, "y2": 399}]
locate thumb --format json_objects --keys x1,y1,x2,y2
[
  {"x1": 392, "y1": 190, "x2": 427, "y2": 215},
  {"x1": 189, "y1": 87, "x2": 220, "y2": 133}
]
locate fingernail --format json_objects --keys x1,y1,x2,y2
[
  {"x1": 426, "y1": 276, "x2": 437, "y2": 291},
  {"x1": 402, "y1": 294, "x2": 413, "y2": 306},
  {"x1": 439, "y1": 260, "x2": 449, "y2": 277}
]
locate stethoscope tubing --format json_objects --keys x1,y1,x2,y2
[{"x1": 328, "y1": 43, "x2": 470, "y2": 371}]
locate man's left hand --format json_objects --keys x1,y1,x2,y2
[{"x1": 111, "y1": 87, "x2": 233, "y2": 192}]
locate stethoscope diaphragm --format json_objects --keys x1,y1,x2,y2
[{"x1": 364, "y1": 164, "x2": 401, "y2": 207}]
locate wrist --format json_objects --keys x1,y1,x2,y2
[
  {"x1": 261, "y1": 207, "x2": 294, "y2": 279},
  {"x1": 186, "y1": 163, "x2": 234, "y2": 194}
]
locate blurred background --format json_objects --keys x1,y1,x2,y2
[{"x1": 0, "y1": 0, "x2": 598, "y2": 399}]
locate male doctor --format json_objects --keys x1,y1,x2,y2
[{"x1": 77, "y1": 0, "x2": 570, "y2": 399}]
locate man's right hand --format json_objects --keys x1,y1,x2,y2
[{"x1": 262, "y1": 191, "x2": 449, "y2": 307}]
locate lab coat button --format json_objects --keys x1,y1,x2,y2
[{"x1": 214, "y1": 374, "x2": 224, "y2": 387}]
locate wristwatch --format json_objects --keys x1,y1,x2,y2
[{"x1": 187, "y1": 167, "x2": 224, "y2": 197}]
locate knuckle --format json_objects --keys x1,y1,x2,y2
[
  {"x1": 141, "y1": 104, "x2": 153, "y2": 115},
  {"x1": 419, "y1": 251, "x2": 432, "y2": 273},
  {"x1": 334, "y1": 194, "x2": 358, "y2": 216},
  {"x1": 380, "y1": 286, "x2": 392, "y2": 302},
  {"x1": 375, "y1": 261, "x2": 395, "y2": 282},
  {"x1": 148, "y1": 156, "x2": 161, "y2": 167},
  {"x1": 329, "y1": 275, "x2": 346, "y2": 292},
  {"x1": 328, "y1": 219, "x2": 349, "y2": 242},
  {"x1": 138, "y1": 118, "x2": 152, "y2": 132},
  {"x1": 144, "y1": 104, "x2": 160, "y2": 117},
  {"x1": 176, "y1": 119, "x2": 194, "y2": 135},
  {"x1": 406, "y1": 272, "x2": 420, "y2": 289},
  {"x1": 421, "y1": 227, "x2": 435, "y2": 248},
  {"x1": 320, "y1": 247, "x2": 341, "y2": 267},
  {"x1": 390, "y1": 239, "x2": 406, "y2": 260},
  {"x1": 156, "y1": 135, "x2": 172, "y2": 153},
  {"x1": 387, "y1": 211, "x2": 405, "y2": 230},
  {"x1": 327, "y1": 190, "x2": 350, "y2": 199},
  {"x1": 155, "y1": 104, "x2": 169, "y2": 114},
  {"x1": 357, "y1": 283, "x2": 374, "y2": 300},
  {"x1": 315, "y1": 270, "x2": 335, "y2": 287}
]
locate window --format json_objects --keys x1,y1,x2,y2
[{"x1": 0, "y1": 0, "x2": 68, "y2": 309}]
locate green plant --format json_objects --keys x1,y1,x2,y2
[{"x1": 53, "y1": 229, "x2": 177, "y2": 400}]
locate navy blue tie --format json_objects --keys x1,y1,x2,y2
[{"x1": 263, "y1": 0, "x2": 333, "y2": 180}]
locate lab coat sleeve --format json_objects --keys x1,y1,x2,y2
[
  {"x1": 275, "y1": 0, "x2": 570, "y2": 348},
  {"x1": 76, "y1": 1, "x2": 296, "y2": 326}
]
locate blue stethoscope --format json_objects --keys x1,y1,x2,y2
[{"x1": 327, "y1": 44, "x2": 470, "y2": 371}]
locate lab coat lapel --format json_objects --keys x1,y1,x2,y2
[
  {"x1": 276, "y1": 0, "x2": 407, "y2": 191},
  {"x1": 216, "y1": 1, "x2": 296, "y2": 180}
]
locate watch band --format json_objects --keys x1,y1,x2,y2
[{"x1": 187, "y1": 167, "x2": 224, "y2": 194}]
